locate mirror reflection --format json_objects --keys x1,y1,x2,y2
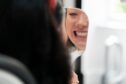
[
  {"x1": 63, "y1": 8, "x2": 89, "y2": 56},
  {"x1": 62, "y1": 7, "x2": 89, "y2": 84}
]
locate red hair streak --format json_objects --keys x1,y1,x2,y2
[{"x1": 48, "y1": 0, "x2": 57, "y2": 12}]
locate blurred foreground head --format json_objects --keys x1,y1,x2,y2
[{"x1": 0, "y1": 0, "x2": 71, "y2": 84}]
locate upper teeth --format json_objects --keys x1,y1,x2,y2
[{"x1": 76, "y1": 32, "x2": 87, "y2": 36}]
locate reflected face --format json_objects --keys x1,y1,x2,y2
[{"x1": 65, "y1": 8, "x2": 89, "y2": 50}]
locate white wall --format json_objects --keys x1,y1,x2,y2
[
  {"x1": 82, "y1": 0, "x2": 126, "y2": 84},
  {"x1": 63, "y1": 0, "x2": 75, "y2": 8}
]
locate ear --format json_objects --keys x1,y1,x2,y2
[{"x1": 48, "y1": 0, "x2": 57, "y2": 12}]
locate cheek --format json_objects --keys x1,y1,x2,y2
[
  {"x1": 66, "y1": 25, "x2": 72, "y2": 39},
  {"x1": 66, "y1": 19, "x2": 74, "y2": 35}
]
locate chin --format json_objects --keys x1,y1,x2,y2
[
  {"x1": 77, "y1": 44, "x2": 86, "y2": 50},
  {"x1": 77, "y1": 46, "x2": 84, "y2": 50}
]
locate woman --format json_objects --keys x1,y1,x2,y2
[
  {"x1": 63, "y1": 7, "x2": 89, "y2": 63},
  {"x1": 0, "y1": 0, "x2": 71, "y2": 84},
  {"x1": 63, "y1": 7, "x2": 89, "y2": 84}
]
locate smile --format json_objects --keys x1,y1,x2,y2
[{"x1": 74, "y1": 31, "x2": 87, "y2": 37}]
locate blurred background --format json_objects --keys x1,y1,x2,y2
[{"x1": 64, "y1": 0, "x2": 126, "y2": 84}]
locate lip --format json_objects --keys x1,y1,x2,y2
[{"x1": 73, "y1": 31, "x2": 87, "y2": 38}]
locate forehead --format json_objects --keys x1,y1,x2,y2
[
  {"x1": 67, "y1": 8, "x2": 82, "y2": 13},
  {"x1": 66, "y1": 8, "x2": 87, "y2": 16},
  {"x1": 66, "y1": 8, "x2": 88, "y2": 18}
]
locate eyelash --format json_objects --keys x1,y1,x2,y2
[{"x1": 69, "y1": 13, "x2": 77, "y2": 16}]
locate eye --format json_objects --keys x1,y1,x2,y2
[{"x1": 69, "y1": 13, "x2": 78, "y2": 16}]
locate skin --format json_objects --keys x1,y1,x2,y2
[
  {"x1": 61, "y1": 8, "x2": 89, "y2": 84},
  {"x1": 65, "y1": 8, "x2": 89, "y2": 50},
  {"x1": 69, "y1": 71, "x2": 79, "y2": 84}
]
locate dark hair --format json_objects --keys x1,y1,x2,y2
[
  {"x1": 75, "y1": 0, "x2": 81, "y2": 8},
  {"x1": 0, "y1": 0, "x2": 71, "y2": 84}
]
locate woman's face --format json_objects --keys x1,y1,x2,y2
[{"x1": 65, "y1": 8, "x2": 89, "y2": 50}]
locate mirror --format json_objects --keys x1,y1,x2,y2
[
  {"x1": 62, "y1": 8, "x2": 89, "y2": 53},
  {"x1": 62, "y1": 7, "x2": 89, "y2": 84}
]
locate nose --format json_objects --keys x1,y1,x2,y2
[{"x1": 77, "y1": 14, "x2": 88, "y2": 29}]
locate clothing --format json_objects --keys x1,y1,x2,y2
[
  {"x1": 70, "y1": 49, "x2": 84, "y2": 84},
  {"x1": 70, "y1": 49, "x2": 83, "y2": 69},
  {"x1": 74, "y1": 56, "x2": 83, "y2": 84}
]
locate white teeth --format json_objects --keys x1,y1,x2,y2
[{"x1": 76, "y1": 32, "x2": 87, "y2": 37}]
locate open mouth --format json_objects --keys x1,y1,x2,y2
[{"x1": 74, "y1": 31, "x2": 87, "y2": 38}]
